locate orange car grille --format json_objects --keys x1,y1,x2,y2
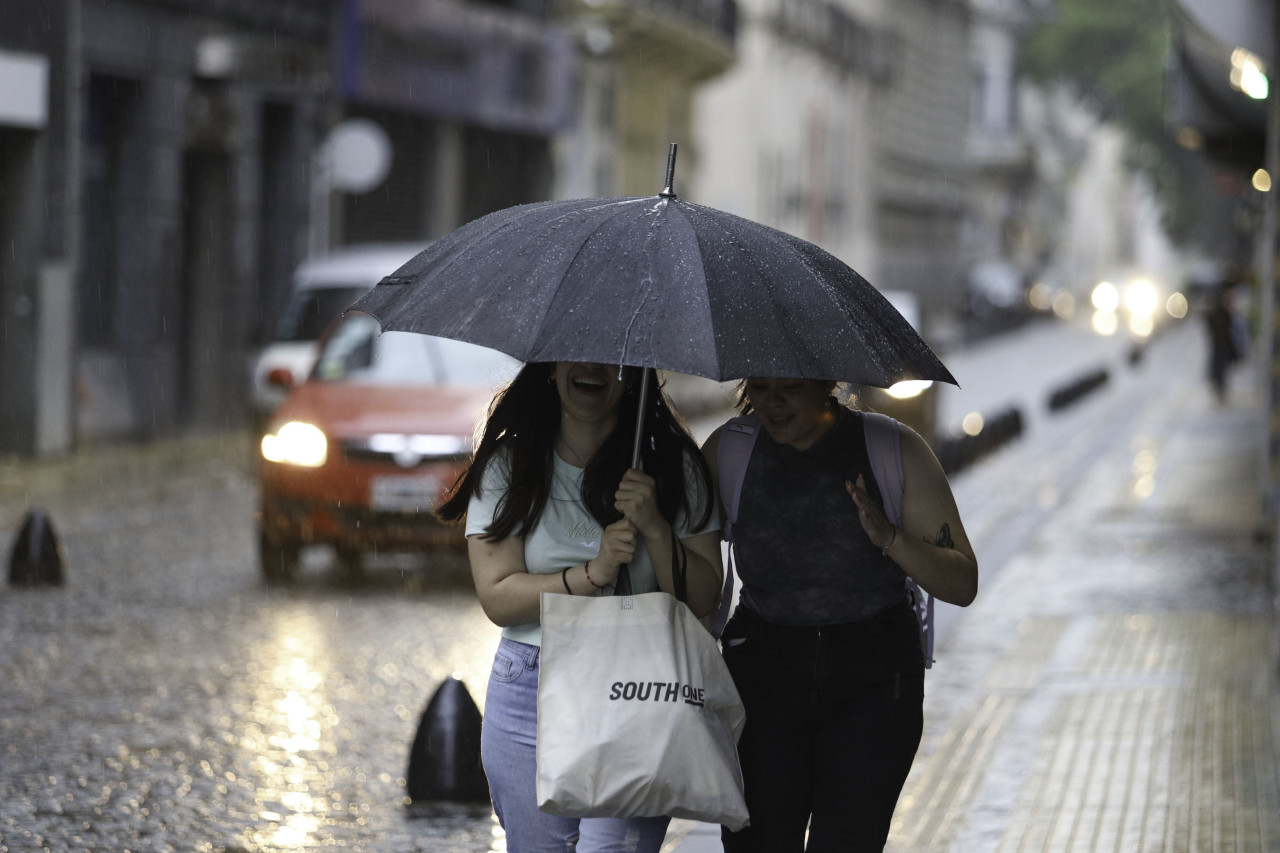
[{"x1": 340, "y1": 442, "x2": 467, "y2": 468}]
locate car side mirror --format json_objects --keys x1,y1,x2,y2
[{"x1": 266, "y1": 367, "x2": 295, "y2": 390}]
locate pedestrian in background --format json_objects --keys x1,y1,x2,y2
[
  {"x1": 436, "y1": 361, "x2": 722, "y2": 852},
  {"x1": 1205, "y1": 283, "x2": 1243, "y2": 404},
  {"x1": 702, "y1": 378, "x2": 979, "y2": 852}
]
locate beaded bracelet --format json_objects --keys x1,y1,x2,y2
[{"x1": 584, "y1": 560, "x2": 607, "y2": 590}]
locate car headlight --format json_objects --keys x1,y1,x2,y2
[
  {"x1": 261, "y1": 421, "x2": 328, "y2": 467},
  {"x1": 1123, "y1": 279, "x2": 1159, "y2": 316},
  {"x1": 1091, "y1": 281, "x2": 1120, "y2": 313}
]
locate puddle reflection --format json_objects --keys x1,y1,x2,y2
[{"x1": 240, "y1": 610, "x2": 336, "y2": 849}]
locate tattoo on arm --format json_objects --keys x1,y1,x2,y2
[{"x1": 926, "y1": 523, "x2": 954, "y2": 549}]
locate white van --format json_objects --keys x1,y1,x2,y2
[{"x1": 249, "y1": 243, "x2": 429, "y2": 422}]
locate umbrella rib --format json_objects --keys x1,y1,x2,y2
[
  {"x1": 687, "y1": 204, "x2": 839, "y2": 378},
  {"x1": 525, "y1": 197, "x2": 653, "y2": 365},
  {"x1": 438, "y1": 199, "x2": 624, "y2": 288}
]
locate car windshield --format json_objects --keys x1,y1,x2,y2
[
  {"x1": 274, "y1": 286, "x2": 370, "y2": 342},
  {"x1": 313, "y1": 314, "x2": 520, "y2": 387}
]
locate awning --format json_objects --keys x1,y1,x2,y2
[{"x1": 1168, "y1": 0, "x2": 1274, "y2": 169}]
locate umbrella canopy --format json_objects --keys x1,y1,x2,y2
[{"x1": 351, "y1": 163, "x2": 955, "y2": 390}]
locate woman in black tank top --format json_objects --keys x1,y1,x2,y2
[{"x1": 702, "y1": 378, "x2": 979, "y2": 852}]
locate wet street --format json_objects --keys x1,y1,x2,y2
[
  {"x1": 0, "y1": 439, "x2": 505, "y2": 851},
  {"x1": 2, "y1": 316, "x2": 1277, "y2": 852}
]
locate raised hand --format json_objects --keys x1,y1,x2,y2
[{"x1": 846, "y1": 474, "x2": 897, "y2": 552}]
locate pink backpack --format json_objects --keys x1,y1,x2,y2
[{"x1": 714, "y1": 411, "x2": 935, "y2": 668}]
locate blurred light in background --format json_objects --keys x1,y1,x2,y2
[
  {"x1": 1230, "y1": 48, "x2": 1269, "y2": 100},
  {"x1": 1092, "y1": 311, "x2": 1119, "y2": 336},
  {"x1": 1027, "y1": 281, "x2": 1054, "y2": 311},
  {"x1": 1091, "y1": 281, "x2": 1119, "y2": 313},
  {"x1": 1253, "y1": 169, "x2": 1272, "y2": 192},
  {"x1": 1128, "y1": 312, "x2": 1155, "y2": 338},
  {"x1": 1052, "y1": 290, "x2": 1076, "y2": 319},
  {"x1": 886, "y1": 379, "x2": 933, "y2": 399},
  {"x1": 1176, "y1": 126, "x2": 1203, "y2": 150},
  {"x1": 1131, "y1": 446, "x2": 1158, "y2": 500},
  {"x1": 1166, "y1": 292, "x2": 1189, "y2": 319},
  {"x1": 962, "y1": 412, "x2": 984, "y2": 436},
  {"x1": 1123, "y1": 279, "x2": 1159, "y2": 316}
]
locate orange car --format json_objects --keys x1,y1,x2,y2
[{"x1": 257, "y1": 312, "x2": 519, "y2": 582}]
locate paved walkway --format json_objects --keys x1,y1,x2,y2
[{"x1": 666, "y1": 320, "x2": 1279, "y2": 852}]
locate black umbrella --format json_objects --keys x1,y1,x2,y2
[{"x1": 351, "y1": 145, "x2": 956, "y2": 462}]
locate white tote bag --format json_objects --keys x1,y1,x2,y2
[{"x1": 535, "y1": 590, "x2": 750, "y2": 831}]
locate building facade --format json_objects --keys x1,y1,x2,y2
[
  {"x1": 962, "y1": 0, "x2": 1038, "y2": 325},
  {"x1": 0, "y1": 0, "x2": 599, "y2": 456},
  {"x1": 1, "y1": 0, "x2": 338, "y2": 455},
  {"x1": 691, "y1": 0, "x2": 888, "y2": 279},
  {"x1": 334, "y1": 0, "x2": 578, "y2": 244},
  {"x1": 869, "y1": 0, "x2": 974, "y2": 341},
  {"x1": 694, "y1": 0, "x2": 1042, "y2": 345},
  {"x1": 552, "y1": 0, "x2": 737, "y2": 199}
]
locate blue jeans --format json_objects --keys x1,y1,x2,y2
[{"x1": 481, "y1": 637, "x2": 671, "y2": 853}]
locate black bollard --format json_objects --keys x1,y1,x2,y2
[
  {"x1": 8, "y1": 506, "x2": 66, "y2": 587},
  {"x1": 406, "y1": 676, "x2": 489, "y2": 803}
]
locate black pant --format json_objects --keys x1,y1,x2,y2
[{"x1": 721, "y1": 599, "x2": 925, "y2": 853}]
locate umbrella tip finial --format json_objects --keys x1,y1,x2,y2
[{"x1": 659, "y1": 143, "x2": 678, "y2": 198}]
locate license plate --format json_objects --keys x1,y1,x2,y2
[{"x1": 370, "y1": 475, "x2": 442, "y2": 512}]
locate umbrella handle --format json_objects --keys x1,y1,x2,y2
[{"x1": 616, "y1": 366, "x2": 652, "y2": 599}]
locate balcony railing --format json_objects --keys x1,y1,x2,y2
[
  {"x1": 620, "y1": 0, "x2": 737, "y2": 45},
  {"x1": 771, "y1": 0, "x2": 892, "y2": 81}
]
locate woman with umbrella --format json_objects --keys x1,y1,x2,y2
[
  {"x1": 352, "y1": 143, "x2": 972, "y2": 848},
  {"x1": 704, "y1": 378, "x2": 978, "y2": 852},
  {"x1": 436, "y1": 360, "x2": 722, "y2": 852}
]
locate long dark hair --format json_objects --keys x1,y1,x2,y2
[{"x1": 436, "y1": 362, "x2": 713, "y2": 541}]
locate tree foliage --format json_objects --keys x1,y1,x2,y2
[
  {"x1": 1020, "y1": 0, "x2": 1207, "y2": 241},
  {"x1": 1020, "y1": 0, "x2": 1171, "y2": 143}
]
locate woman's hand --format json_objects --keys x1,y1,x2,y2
[
  {"x1": 613, "y1": 468, "x2": 664, "y2": 540},
  {"x1": 852, "y1": 427, "x2": 979, "y2": 607},
  {"x1": 846, "y1": 474, "x2": 897, "y2": 551},
  {"x1": 592, "y1": 518, "x2": 638, "y2": 586}
]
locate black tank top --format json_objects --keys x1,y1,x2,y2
[{"x1": 734, "y1": 407, "x2": 908, "y2": 626}]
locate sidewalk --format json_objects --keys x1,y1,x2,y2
[{"x1": 665, "y1": 320, "x2": 1279, "y2": 852}]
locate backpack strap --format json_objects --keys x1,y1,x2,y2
[
  {"x1": 862, "y1": 412, "x2": 904, "y2": 526},
  {"x1": 718, "y1": 415, "x2": 760, "y2": 541},
  {"x1": 712, "y1": 415, "x2": 759, "y2": 638},
  {"x1": 863, "y1": 411, "x2": 935, "y2": 668}
]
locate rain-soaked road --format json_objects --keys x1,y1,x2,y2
[
  {"x1": 0, "y1": 439, "x2": 505, "y2": 852},
  {"x1": 0, "y1": 315, "x2": 1261, "y2": 852}
]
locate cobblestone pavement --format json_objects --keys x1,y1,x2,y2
[
  {"x1": 666, "y1": 320, "x2": 1279, "y2": 852},
  {"x1": 0, "y1": 438, "x2": 506, "y2": 851}
]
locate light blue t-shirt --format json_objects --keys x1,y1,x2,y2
[{"x1": 465, "y1": 448, "x2": 718, "y2": 646}]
